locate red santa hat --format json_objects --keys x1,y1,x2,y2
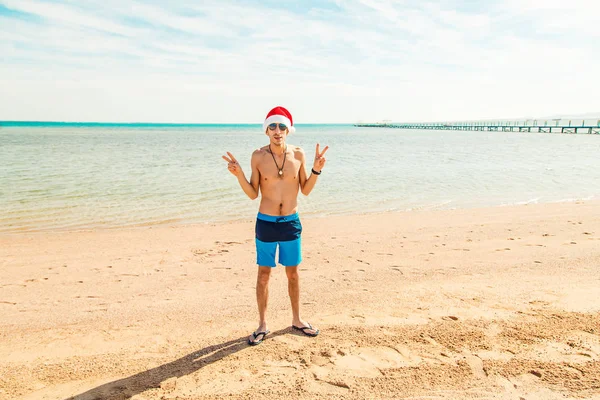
[{"x1": 263, "y1": 106, "x2": 295, "y2": 134}]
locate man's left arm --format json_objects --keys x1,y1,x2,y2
[{"x1": 299, "y1": 144, "x2": 328, "y2": 196}]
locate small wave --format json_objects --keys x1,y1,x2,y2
[
  {"x1": 549, "y1": 195, "x2": 596, "y2": 203},
  {"x1": 514, "y1": 198, "x2": 541, "y2": 206},
  {"x1": 405, "y1": 200, "x2": 454, "y2": 211}
]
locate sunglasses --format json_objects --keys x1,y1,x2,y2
[{"x1": 268, "y1": 123, "x2": 288, "y2": 131}]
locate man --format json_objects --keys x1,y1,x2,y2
[{"x1": 222, "y1": 106, "x2": 329, "y2": 345}]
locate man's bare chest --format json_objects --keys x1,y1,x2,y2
[{"x1": 258, "y1": 153, "x2": 301, "y2": 180}]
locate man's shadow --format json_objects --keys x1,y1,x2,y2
[{"x1": 66, "y1": 328, "x2": 291, "y2": 400}]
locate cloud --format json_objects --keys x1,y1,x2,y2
[{"x1": 0, "y1": 0, "x2": 599, "y2": 122}]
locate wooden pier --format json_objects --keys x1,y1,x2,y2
[{"x1": 354, "y1": 119, "x2": 600, "y2": 134}]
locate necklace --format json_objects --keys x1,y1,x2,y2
[{"x1": 269, "y1": 145, "x2": 287, "y2": 177}]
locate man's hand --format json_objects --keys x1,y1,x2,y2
[
  {"x1": 222, "y1": 152, "x2": 243, "y2": 177},
  {"x1": 313, "y1": 143, "x2": 329, "y2": 172}
]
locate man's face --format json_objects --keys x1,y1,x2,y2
[{"x1": 266, "y1": 123, "x2": 289, "y2": 145}]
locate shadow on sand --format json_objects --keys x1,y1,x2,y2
[{"x1": 66, "y1": 328, "x2": 291, "y2": 400}]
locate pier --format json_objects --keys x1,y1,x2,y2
[{"x1": 354, "y1": 119, "x2": 600, "y2": 134}]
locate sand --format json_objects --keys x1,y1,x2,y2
[{"x1": 1, "y1": 201, "x2": 599, "y2": 400}]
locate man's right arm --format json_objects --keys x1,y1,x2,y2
[{"x1": 236, "y1": 150, "x2": 260, "y2": 200}]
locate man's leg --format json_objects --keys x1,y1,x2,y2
[
  {"x1": 285, "y1": 266, "x2": 318, "y2": 336},
  {"x1": 256, "y1": 266, "x2": 271, "y2": 328},
  {"x1": 249, "y1": 266, "x2": 272, "y2": 344},
  {"x1": 285, "y1": 266, "x2": 301, "y2": 322}
]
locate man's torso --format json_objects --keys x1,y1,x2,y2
[{"x1": 255, "y1": 144, "x2": 303, "y2": 216}]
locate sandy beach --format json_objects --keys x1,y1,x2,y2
[{"x1": 1, "y1": 201, "x2": 599, "y2": 400}]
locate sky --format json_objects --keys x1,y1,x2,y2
[{"x1": 1, "y1": 0, "x2": 599, "y2": 123}]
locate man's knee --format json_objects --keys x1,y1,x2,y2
[
  {"x1": 257, "y1": 267, "x2": 271, "y2": 285},
  {"x1": 285, "y1": 267, "x2": 299, "y2": 282}
]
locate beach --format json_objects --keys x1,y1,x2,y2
[
  {"x1": 3, "y1": 0, "x2": 600, "y2": 397},
  {"x1": 1, "y1": 201, "x2": 599, "y2": 399}
]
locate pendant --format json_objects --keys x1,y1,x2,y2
[{"x1": 278, "y1": 170, "x2": 283, "y2": 176}]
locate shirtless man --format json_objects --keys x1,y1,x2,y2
[{"x1": 222, "y1": 106, "x2": 328, "y2": 346}]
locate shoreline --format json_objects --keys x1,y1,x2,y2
[
  {"x1": 1, "y1": 200, "x2": 599, "y2": 399},
  {"x1": 1, "y1": 196, "x2": 597, "y2": 236}
]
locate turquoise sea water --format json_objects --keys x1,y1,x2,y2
[{"x1": 1, "y1": 122, "x2": 599, "y2": 233}]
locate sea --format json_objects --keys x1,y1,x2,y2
[{"x1": 1, "y1": 122, "x2": 599, "y2": 233}]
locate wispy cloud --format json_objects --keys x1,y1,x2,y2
[{"x1": 1, "y1": 0, "x2": 598, "y2": 122}]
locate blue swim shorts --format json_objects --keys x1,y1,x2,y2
[{"x1": 255, "y1": 212, "x2": 302, "y2": 267}]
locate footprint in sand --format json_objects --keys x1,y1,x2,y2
[
  {"x1": 442, "y1": 316, "x2": 459, "y2": 321},
  {"x1": 2, "y1": 283, "x2": 27, "y2": 288},
  {"x1": 530, "y1": 370, "x2": 542, "y2": 378},
  {"x1": 351, "y1": 314, "x2": 366, "y2": 323},
  {"x1": 528, "y1": 300, "x2": 550, "y2": 306},
  {"x1": 463, "y1": 353, "x2": 487, "y2": 378},
  {"x1": 311, "y1": 346, "x2": 422, "y2": 382}
]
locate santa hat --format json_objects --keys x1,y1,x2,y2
[{"x1": 263, "y1": 106, "x2": 295, "y2": 134}]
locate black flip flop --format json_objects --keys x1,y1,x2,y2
[
  {"x1": 248, "y1": 330, "x2": 270, "y2": 346},
  {"x1": 292, "y1": 323, "x2": 319, "y2": 337}
]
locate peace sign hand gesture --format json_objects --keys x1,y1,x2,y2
[
  {"x1": 222, "y1": 152, "x2": 243, "y2": 177},
  {"x1": 313, "y1": 143, "x2": 329, "y2": 173}
]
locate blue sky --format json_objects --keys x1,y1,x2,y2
[{"x1": 1, "y1": 0, "x2": 598, "y2": 123}]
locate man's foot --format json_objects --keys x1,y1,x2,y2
[
  {"x1": 292, "y1": 322, "x2": 319, "y2": 337},
  {"x1": 248, "y1": 330, "x2": 270, "y2": 346}
]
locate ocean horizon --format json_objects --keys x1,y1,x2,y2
[
  {"x1": 1, "y1": 123, "x2": 599, "y2": 234},
  {"x1": 0, "y1": 121, "x2": 353, "y2": 127}
]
